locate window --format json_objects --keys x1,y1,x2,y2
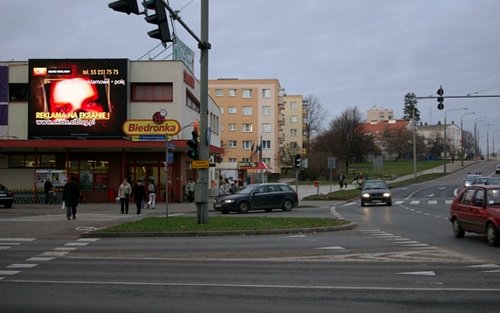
[
  {"x1": 241, "y1": 158, "x2": 251, "y2": 163},
  {"x1": 262, "y1": 140, "x2": 271, "y2": 149},
  {"x1": 242, "y1": 107, "x2": 253, "y2": 115},
  {"x1": 242, "y1": 123, "x2": 253, "y2": 132},
  {"x1": 9, "y1": 83, "x2": 29, "y2": 101},
  {"x1": 228, "y1": 106, "x2": 237, "y2": 114},
  {"x1": 228, "y1": 123, "x2": 237, "y2": 131},
  {"x1": 215, "y1": 89, "x2": 224, "y2": 96},
  {"x1": 186, "y1": 91, "x2": 200, "y2": 112},
  {"x1": 228, "y1": 140, "x2": 237, "y2": 148},
  {"x1": 262, "y1": 123, "x2": 272, "y2": 133},
  {"x1": 131, "y1": 83, "x2": 173, "y2": 101},
  {"x1": 242, "y1": 89, "x2": 253, "y2": 98},
  {"x1": 290, "y1": 101, "x2": 297, "y2": 110},
  {"x1": 228, "y1": 158, "x2": 237, "y2": 163},
  {"x1": 262, "y1": 89, "x2": 272, "y2": 99},
  {"x1": 242, "y1": 140, "x2": 252, "y2": 149},
  {"x1": 263, "y1": 157, "x2": 271, "y2": 164},
  {"x1": 290, "y1": 115, "x2": 298, "y2": 123},
  {"x1": 262, "y1": 106, "x2": 271, "y2": 116},
  {"x1": 228, "y1": 89, "x2": 237, "y2": 96},
  {"x1": 290, "y1": 129, "x2": 297, "y2": 137}
]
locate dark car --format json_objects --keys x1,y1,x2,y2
[
  {"x1": 0, "y1": 183, "x2": 15, "y2": 208},
  {"x1": 214, "y1": 183, "x2": 298, "y2": 214},
  {"x1": 463, "y1": 173, "x2": 482, "y2": 187},
  {"x1": 485, "y1": 177, "x2": 500, "y2": 185},
  {"x1": 496, "y1": 164, "x2": 500, "y2": 174},
  {"x1": 360, "y1": 180, "x2": 392, "y2": 206},
  {"x1": 449, "y1": 185, "x2": 500, "y2": 246}
]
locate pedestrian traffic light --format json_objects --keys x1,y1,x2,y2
[
  {"x1": 437, "y1": 85, "x2": 444, "y2": 110},
  {"x1": 143, "y1": 0, "x2": 172, "y2": 44},
  {"x1": 294, "y1": 154, "x2": 302, "y2": 169},
  {"x1": 108, "y1": 0, "x2": 139, "y2": 15},
  {"x1": 187, "y1": 130, "x2": 199, "y2": 160}
]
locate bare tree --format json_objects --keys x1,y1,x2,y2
[
  {"x1": 381, "y1": 124, "x2": 426, "y2": 162},
  {"x1": 304, "y1": 94, "x2": 328, "y2": 157}
]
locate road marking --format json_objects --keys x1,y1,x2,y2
[
  {"x1": 27, "y1": 257, "x2": 55, "y2": 262},
  {"x1": 65, "y1": 242, "x2": 89, "y2": 247},
  {"x1": 0, "y1": 270, "x2": 21, "y2": 275},
  {"x1": 55, "y1": 247, "x2": 78, "y2": 251},
  {"x1": 397, "y1": 271, "x2": 436, "y2": 276},
  {"x1": 315, "y1": 246, "x2": 346, "y2": 250},
  {"x1": 410, "y1": 200, "x2": 419, "y2": 205},
  {"x1": 40, "y1": 251, "x2": 69, "y2": 257},
  {"x1": 7, "y1": 264, "x2": 37, "y2": 269},
  {"x1": 428, "y1": 200, "x2": 437, "y2": 205},
  {"x1": 0, "y1": 242, "x2": 22, "y2": 246},
  {"x1": 467, "y1": 264, "x2": 500, "y2": 268},
  {"x1": 0, "y1": 238, "x2": 36, "y2": 242}
]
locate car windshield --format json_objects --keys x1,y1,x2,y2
[
  {"x1": 238, "y1": 185, "x2": 257, "y2": 194},
  {"x1": 364, "y1": 181, "x2": 387, "y2": 189}
]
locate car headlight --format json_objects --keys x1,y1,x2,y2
[
  {"x1": 224, "y1": 199, "x2": 235, "y2": 203},
  {"x1": 362, "y1": 193, "x2": 370, "y2": 198},
  {"x1": 465, "y1": 182, "x2": 471, "y2": 187},
  {"x1": 383, "y1": 192, "x2": 391, "y2": 197}
]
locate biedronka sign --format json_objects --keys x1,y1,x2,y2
[{"x1": 122, "y1": 119, "x2": 181, "y2": 136}]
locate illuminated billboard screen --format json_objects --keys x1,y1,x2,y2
[{"x1": 28, "y1": 59, "x2": 128, "y2": 138}]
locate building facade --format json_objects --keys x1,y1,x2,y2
[
  {"x1": 366, "y1": 106, "x2": 394, "y2": 122},
  {"x1": 208, "y1": 78, "x2": 284, "y2": 180},
  {"x1": 282, "y1": 94, "x2": 307, "y2": 161},
  {"x1": 0, "y1": 59, "x2": 221, "y2": 202}
]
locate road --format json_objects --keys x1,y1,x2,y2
[{"x1": 1, "y1": 160, "x2": 499, "y2": 312}]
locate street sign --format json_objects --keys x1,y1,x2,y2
[
  {"x1": 191, "y1": 160, "x2": 209, "y2": 169},
  {"x1": 132, "y1": 135, "x2": 166, "y2": 141},
  {"x1": 328, "y1": 157, "x2": 336, "y2": 169},
  {"x1": 166, "y1": 142, "x2": 176, "y2": 150}
]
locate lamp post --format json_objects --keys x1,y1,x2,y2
[
  {"x1": 477, "y1": 123, "x2": 491, "y2": 159},
  {"x1": 460, "y1": 112, "x2": 475, "y2": 166},
  {"x1": 494, "y1": 130, "x2": 500, "y2": 160},
  {"x1": 474, "y1": 116, "x2": 487, "y2": 159},
  {"x1": 444, "y1": 107, "x2": 467, "y2": 174},
  {"x1": 412, "y1": 106, "x2": 417, "y2": 179}
]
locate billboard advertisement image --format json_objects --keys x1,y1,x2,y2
[{"x1": 28, "y1": 59, "x2": 128, "y2": 138}]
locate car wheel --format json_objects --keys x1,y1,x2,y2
[
  {"x1": 486, "y1": 223, "x2": 499, "y2": 246},
  {"x1": 265, "y1": 208, "x2": 272, "y2": 212},
  {"x1": 221, "y1": 209, "x2": 229, "y2": 214},
  {"x1": 282, "y1": 199, "x2": 293, "y2": 211},
  {"x1": 361, "y1": 201, "x2": 365, "y2": 207},
  {"x1": 452, "y1": 218, "x2": 465, "y2": 238},
  {"x1": 386, "y1": 201, "x2": 392, "y2": 206},
  {"x1": 4, "y1": 202, "x2": 13, "y2": 208},
  {"x1": 238, "y1": 201, "x2": 250, "y2": 213}
]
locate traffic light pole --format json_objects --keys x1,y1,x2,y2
[{"x1": 196, "y1": 0, "x2": 210, "y2": 224}]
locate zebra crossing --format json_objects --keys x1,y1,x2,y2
[{"x1": 346, "y1": 199, "x2": 454, "y2": 206}]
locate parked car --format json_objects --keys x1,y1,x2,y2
[
  {"x1": 496, "y1": 164, "x2": 500, "y2": 174},
  {"x1": 360, "y1": 180, "x2": 392, "y2": 206},
  {"x1": 0, "y1": 183, "x2": 15, "y2": 208},
  {"x1": 449, "y1": 185, "x2": 500, "y2": 246},
  {"x1": 213, "y1": 183, "x2": 298, "y2": 214}
]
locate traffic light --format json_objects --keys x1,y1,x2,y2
[
  {"x1": 437, "y1": 85, "x2": 444, "y2": 110},
  {"x1": 294, "y1": 154, "x2": 302, "y2": 169},
  {"x1": 143, "y1": 0, "x2": 172, "y2": 44},
  {"x1": 108, "y1": 0, "x2": 139, "y2": 15},
  {"x1": 187, "y1": 130, "x2": 199, "y2": 160}
]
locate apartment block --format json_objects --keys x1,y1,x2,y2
[{"x1": 208, "y1": 78, "x2": 284, "y2": 175}]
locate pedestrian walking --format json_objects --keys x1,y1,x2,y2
[
  {"x1": 130, "y1": 180, "x2": 146, "y2": 215},
  {"x1": 44, "y1": 178, "x2": 53, "y2": 204},
  {"x1": 147, "y1": 180, "x2": 156, "y2": 209},
  {"x1": 62, "y1": 175, "x2": 80, "y2": 220},
  {"x1": 185, "y1": 179, "x2": 195, "y2": 202},
  {"x1": 338, "y1": 173, "x2": 346, "y2": 189},
  {"x1": 118, "y1": 177, "x2": 132, "y2": 214}
]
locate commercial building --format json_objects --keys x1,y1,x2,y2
[{"x1": 0, "y1": 59, "x2": 221, "y2": 202}]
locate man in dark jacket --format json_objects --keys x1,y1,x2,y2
[
  {"x1": 63, "y1": 175, "x2": 80, "y2": 220},
  {"x1": 130, "y1": 180, "x2": 146, "y2": 215}
]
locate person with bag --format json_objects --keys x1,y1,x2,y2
[
  {"x1": 147, "y1": 180, "x2": 156, "y2": 209},
  {"x1": 118, "y1": 177, "x2": 132, "y2": 214},
  {"x1": 62, "y1": 175, "x2": 80, "y2": 220}
]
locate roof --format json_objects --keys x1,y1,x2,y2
[{"x1": 359, "y1": 120, "x2": 410, "y2": 136}]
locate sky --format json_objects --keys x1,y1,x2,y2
[{"x1": 1, "y1": 0, "x2": 500, "y2": 150}]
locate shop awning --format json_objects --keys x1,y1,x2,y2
[{"x1": 239, "y1": 161, "x2": 271, "y2": 171}]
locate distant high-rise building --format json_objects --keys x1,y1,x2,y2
[{"x1": 366, "y1": 106, "x2": 394, "y2": 122}]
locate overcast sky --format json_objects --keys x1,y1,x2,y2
[{"x1": 1, "y1": 0, "x2": 500, "y2": 150}]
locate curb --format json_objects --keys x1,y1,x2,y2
[{"x1": 80, "y1": 221, "x2": 358, "y2": 238}]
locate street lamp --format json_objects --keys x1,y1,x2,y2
[
  {"x1": 460, "y1": 112, "x2": 475, "y2": 166},
  {"x1": 494, "y1": 130, "x2": 500, "y2": 160},
  {"x1": 474, "y1": 116, "x2": 487, "y2": 159},
  {"x1": 444, "y1": 107, "x2": 467, "y2": 174},
  {"x1": 477, "y1": 123, "x2": 491, "y2": 159}
]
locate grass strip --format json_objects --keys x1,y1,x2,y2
[{"x1": 97, "y1": 216, "x2": 349, "y2": 233}]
